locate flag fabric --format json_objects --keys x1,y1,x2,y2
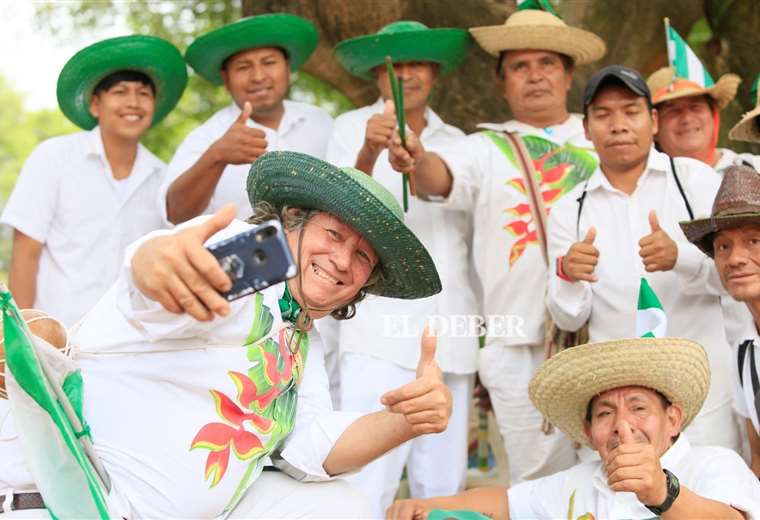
[
  {"x1": 2, "y1": 290, "x2": 119, "y2": 519},
  {"x1": 516, "y1": 0, "x2": 559, "y2": 16},
  {"x1": 636, "y1": 278, "x2": 667, "y2": 338},
  {"x1": 666, "y1": 22, "x2": 714, "y2": 87}
]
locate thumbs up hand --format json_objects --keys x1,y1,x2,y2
[
  {"x1": 604, "y1": 419, "x2": 668, "y2": 507},
  {"x1": 562, "y1": 227, "x2": 600, "y2": 282},
  {"x1": 210, "y1": 101, "x2": 268, "y2": 166},
  {"x1": 380, "y1": 327, "x2": 452, "y2": 436},
  {"x1": 639, "y1": 210, "x2": 678, "y2": 272},
  {"x1": 362, "y1": 99, "x2": 398, "y2": 156}
]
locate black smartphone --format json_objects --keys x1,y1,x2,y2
[{"x1": 206, "y1": 219, "x2": 297, "y2": 301}]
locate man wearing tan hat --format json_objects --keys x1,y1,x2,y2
[
  {"x1": 729, "y1": 74, "x2": 760, "y2": 163},
  {"x1": 548, "y1": 66, "x2": 743, "y2": 452},
  {"x1": 388, "y1": 6, "x2": 606, "y2": 484},
  {"x1": 387, "y1": 338, "x2": 760, "y2": 519},
  {"x1": 646, "y1": 66, "x2": 760, "y2": 173},
  {"x1": 681, "y1": 163, "x2": 760, "y2": 477}
]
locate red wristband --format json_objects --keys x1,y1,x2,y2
[{"x1": 556, "y1": 256, "x2": 572, "y2": 282}]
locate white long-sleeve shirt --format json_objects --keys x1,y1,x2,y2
[
  {"x1": 321, "y1": 99, "x2": 478, "y2": 373},
  {"x1": 71, "y1": 218, "x2": 360, "y2": 518},
  {"x1": 547, "y1": 149, "x2": 735, "y2": 440}
]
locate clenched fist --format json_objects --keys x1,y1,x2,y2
[
  {"x1": 562, "y1": 227, "x2": 599, "y2": 282},
  {"x1": 210, "y1": 101, "x2": 268, "y2": 166}
]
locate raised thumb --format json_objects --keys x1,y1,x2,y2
[
  {"x1": 619, "y1": 419, "x2": 635, "y2": 445},
  {"x1": 197, "y1": 203, "x2": 237, "y2": 243},
  {"x1": 583, "y1": 226, "x2": 597, "y2": 244},
  {"x1": 416, "y1": 326, "x2": 437, "y2": 377},
  {"x1": 236, "y1": 101, "x2": 253, "y2": 124},
  {"x1": 383, "y1": 99, "x2": 396, "y2": 116},
  {"x1": 648, "y1": 210, "x2": 661, "y2": 232}
]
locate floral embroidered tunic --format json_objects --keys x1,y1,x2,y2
[{"x1": 71, "y1": 218, "x2": 361, "y2": 519}]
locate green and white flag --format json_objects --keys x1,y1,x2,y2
[
  {"x1": 516, "y1": 0, "x2": 559, "y2": 16},
  {"x1": 636, "y1": 278, "x2": 667, "y2": 338},
  {"x1": 665, "y1": 20, "x2": 714, "y2": 87}
]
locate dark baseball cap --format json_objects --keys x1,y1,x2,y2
[{"x1": 583, "y1": 65, "x2": 652, "y2": 112}]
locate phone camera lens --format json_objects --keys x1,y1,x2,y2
[{"x1": 252, "y1": 250, "x2": 267, "y2": 265}]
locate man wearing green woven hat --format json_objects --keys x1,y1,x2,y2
[
  {"x1": 647, "y1": 66, "x2": 760, "y2": 173},
  {"x1": 162, "y1": 13, "x2": 334, "y2": 225},
  {"x1": 0, "y1": 35, "x2": 187, "y2": 328},
  {"x1": 389, "y1": 4, "x2": 606, "y2": 485},
  {"x1": 388, "y1": 338, "x2": 760, "y2": 519},
  {"x1": 4, "y1": 151, "x2": 453, "y2": 518},
  {"x1": 323, "y1": 20, "x2": 477, "y2": 515}
]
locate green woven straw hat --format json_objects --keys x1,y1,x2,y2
[
  {"x1": 334, "y1": 21, "x2": 472, "y2": 80},
  {"x1": 247, "y1": 151, "x2": 442, "y2": 299},
  {"x1": 56, "y1": 35, "x2": 188, "y2": 130},
  {"x1": 186, "y1": 14, "x2": 318, "y2": 85}
]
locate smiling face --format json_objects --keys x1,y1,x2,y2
[
  {"x1": 713, "y1": 225, "x2": 760, "y2": 302},
  {"x1": 655, "y1": 95, "x2": 716, "y2": 161},
  {"x1": 374, "y1": 61, "x2": 438, "y2": 113},
  {"x1": 584, "y1": 84, "x2": 657, "y2": 176},
  {"x1": 221, "y1": 46, "x2": 290, "y2": 119},
  {"x1": 584, "y1": 386, "x2": 682, "y2": 460},
  {"x1": 498, "y1": 50, "x2": 573, "y2": 127},
  {"x1": 285, "y1": 212, "x2": 379, "y2": 318},
  {"x1": 89, "y1": 80, "x2": 155, "y2": 141}
]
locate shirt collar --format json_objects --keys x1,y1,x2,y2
[
  {"x1": 477, "y1": 114, "x2": 575, "y2": 135},
  {"x1": 84, "y1": 125, "x2": 161, "y2": 182},
  {"x1": 586, "y1": 147, "x2": 669, "y2": 193}
]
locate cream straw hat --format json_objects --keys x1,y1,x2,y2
[
  {"x1": 469, "y1": 9, "x2": 606, "y2": 66},
  {"x1": 528, "y1": 338, "x2": 709, "y2": 445},
  {"x1": 729, "y1": 75, "x2": 760, "y2": 143}
]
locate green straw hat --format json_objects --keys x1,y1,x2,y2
[
  {"x1": 186, "y1": 13, "x2": 318, "y2": 85},
  {"x1": 56, "y1": 35, "x2": 188, "y2": 130},
  {"x1": 247, "y1": 151, "x2": 441, "y2": 299},
  {"x1": 334, "y1": 21, "x2": 472, "y2": 80}
]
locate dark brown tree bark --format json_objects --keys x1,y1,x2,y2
[{"x1": 243, "y1": 0, "x2": 754, "y2": 155}]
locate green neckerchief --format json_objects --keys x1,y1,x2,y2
[{"x1": 278, "y1": 283, "x2": 302, "y2": 325}]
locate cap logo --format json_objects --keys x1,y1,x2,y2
[{"x1": 619, "y1": 69, "x2": 638, "y2": 80}]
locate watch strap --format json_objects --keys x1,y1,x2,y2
[{"x1": 646, "y1": 469, "x2": 680, "y2": 515}]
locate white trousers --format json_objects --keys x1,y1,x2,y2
[
  {"x1": 478, "y1": 343, "x2": 577, "y2": 485},
  {"x1": 339, "y1": 353, "x2": 473, "y2": 519}
]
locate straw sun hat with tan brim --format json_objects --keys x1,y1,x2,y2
[
  {"x1": 647, "y1": 66, "x2": 741, "y2": 110},
  {"x1": 334, "y1": 21, "x2": 472, "y2": 81},
  {"x1": 680, "y1": 164, "x2": 760, "y2": 257},
  {"x1": 56, "y1": 35, "x2": 188, "y2": 130},
  {"x1": 247, "y1": 151, "x2": 441, "y2": 300},
  {"x1": 185, "y1": 13, "x2": 318, "y2": 85},
  {"x1": 469, "y1": 9, "x2": 606, "y2": 66},
  {"x1": 528, "y1": 338, "x2": 709, "y2": 446},
  {"x1": 729, "y1": 74, "x2": 760, "y2": 144}
]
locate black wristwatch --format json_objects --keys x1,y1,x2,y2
[{"x1": 646, "y1": 469, "x2": 680, "y2": 516}]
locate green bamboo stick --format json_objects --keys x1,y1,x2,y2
[{"x1": 384, "y1": 56, "x2": 410, "y2": 212}]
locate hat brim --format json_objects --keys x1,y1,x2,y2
[
  {"x1": 653, "y1": 73, "x2": 741, "y2": 110},
  {"x1": 185, "y1": 14, "x2": 317, "y2": 85},
  {"x1": 729, "y1": 105, "x2": 760, "y2": 144},
  {"x1": 680, "y1": 212, "x2": 760, "y2": 257},
  {"x1": 56, "y1": 35, "x2": 188, "y2": 130},
  {"x1": 247, "y1": 151, "x2": 442, "y2": 300},
  {"x1": 528, "y1": 338, "x2": 709, "y2": 445},
  {"x1": 469, "y1": 23, "x2": 605, "y2": 66},
  {"x1": 334, "y1": 29, "x2": 472, "y2": 80}
]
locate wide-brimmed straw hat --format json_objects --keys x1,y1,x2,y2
[
  {"x1": 247, "y1": 151, "x2": 441, "y2": 299},
  {"x1": 56, "y1": 35, "x2": 188, "y2": 130},
  {"x1": 186, "y1": 14, "x2": 317, "y2": 85},
  {"x1": 729, "y1": 74, "x2": 760, "y2": 143},
  {"x1": 647, "y1": 66, "x2": 741, "y2": 110},
  {"x1": 334, "y1": 21, "x2": 472, "y2": 80},
  {"x1": 528, "y1": 338, "x2": 709, "y2": 446},
  {"x1": 469, "y1": 9, "x2": 606, "y2": 66},
  {"x1": 680, "y1": 164, "x2": 760, "y2": 257}
]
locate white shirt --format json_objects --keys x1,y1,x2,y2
[
  {"x1": 0, "y1": 127, "x2": 167, "y2": 326},
  {"x1": 734, "y1": 322, "x2": 760, "y2": 434},
  {"x1": 435, "y1": 115, "x2": 598, "y2": 348},
  {"x1": 547, "y1": 149, "x2": 734, "y2": 422},
  {"x1": 71, "y1": 217, "x2": 360, "y2": 519},
  {"x1": 321, "y1": 99, "x2": 478, "y2": 373},
  {"x1": 714, "y1": 147, "x2": 760, "y2": 174},
  {"x1": 0, "y1": 400, "x2": 36, "y2": 499},
  {"x1": 508, "y1": 435, "x2": 760, "y2": 519},
  {"x1": 163, "y1": 100, "x2": 334, "y2": 220}
]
